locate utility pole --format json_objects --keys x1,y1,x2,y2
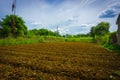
[
  {"x1": 12, "y1": 0, "x2": 16, "y2": 15},
  {"x1": 11, "y1": 0, "x2": 16, "y2": 34}
]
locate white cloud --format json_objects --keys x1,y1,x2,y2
[
  {"x1": 31, "y1": 22, "x2": 42, "y2": 26},
  {"x1": 99, "y1": 2, "x2": 120, "y2": 18}
]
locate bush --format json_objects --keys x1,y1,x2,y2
[
  {"x1": 94, "y1": 34, "x2": 110, "y2": 45},
  {"x1": 101, "y1": 35, "x2": 110, "y2": 44},
  {"x1": 104, "y1": 43, "x2": 120, "y2": 53},
  {"x1": 39, "y1": 37, "x2": 45, "y2": 43},
  {"x1": 65, "y1": 37, "x2": 92, "y2": 42}
]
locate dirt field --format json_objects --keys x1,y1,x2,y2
[{"x1": 0, "y1": 42, "x2": 120, "y2": 80}]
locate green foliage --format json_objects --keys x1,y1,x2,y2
[
  {"x1": 63, "y1": 33, "x2": 90, "y2": 38},
  {"x1": 0, "y1": 37, "x2": 44, "y2": 45},
  {"x1": 0, "y1": 36, "x2": 65, "y2": 45},
  {"x1": 95, "y1": 22, "x2": 110, "y2": 36},
  {"x1": 0, "y1": 15, "x2": 28, "y2": 37},
  {"x1": 74, "y1": 34, "x2": 90, "y2": 38},
  {"x1": 109, "y1": 31, "x2": 117, "y2": 44},
  {"x1": 90, "y1": 22, "x2": 110, "y2": 37},
  {"x1": 1, "y1": 26, "x2": 12, "y2": 37},
  {"x1": 44, "y1": 36, "x2": 65, "y2": 42},
  {"x1": 64, "y1": 34, "x2": 73, "y2": 38},
  {"x1": 29, "y1": 28, "x2": 61, "y2": 37},
  {"x1": 65, "y1": 37, "x2": 92, "y2": 42},
  {"x1": 104, "y1": 43, "x2": 120, "y2": 53},
  {"x1": 94, "y1": 34, "x2": 110, "y2": 44},
  {"x1": 39, "y1": 37, "x2": 45, "y2": 43},
  {"x1": 90, "y1": 22, "x2": 110, "y2": 45},
  {"x1": 38, "y1": 28, "x2": 49, "y2": 36},
  {"x1": 90, "y1": 26, "x2": 95, "y2": 38},
  {"x1": 94, "y1": 31, "x2": 120, "y2": 54}
]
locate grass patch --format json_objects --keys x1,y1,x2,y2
[
  {"x1": 0, "y1": 36, "x2": 93, "y2": 46},
  {"x1": 65, "y1": 37, "x2": 93, "y2": 42},
  {"x1": 0, "y1": 37, "x2": 44, "y2": 46},
  {"x1": 104, "y1": 43, "x2": 120, "y2": 54},
  {"x1": 44, "y1": 36, "x2": 65, "y2": 42},
  {"x1": 0, "y1": 36, "x2": 65, "y2": 46}
]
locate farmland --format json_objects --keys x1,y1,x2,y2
[{"x1": 0, "y1": 42, "x2": 120, "y2": 80}]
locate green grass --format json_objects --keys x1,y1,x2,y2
[
  {"x1": 65, "y1": 37, "x2": 93, "y2": 42},
  {"x1": 0, "y1": 36, "x2": 93, "y2": 46},
  {"x1": 0, "y1": 37, "x2": 45, "y2": 46},
  {"x1": 44, "y1": 36, "x2": 65, "y2": 42},
  {"x1": 0, "y1": 36, "x2": 65, "y2": 46},
  {"x1": 104, "y1": 43, "x2": 120, "y2": 54}
]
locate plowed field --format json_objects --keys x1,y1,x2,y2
[{"x1": 0, "y1": 42, "x2": 120, "y2": 80}]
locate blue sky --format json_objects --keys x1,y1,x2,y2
[{"x1": 0, "y1": 0, "x2": 120, "y2": 35}]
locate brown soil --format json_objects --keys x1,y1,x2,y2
[{"x1": 0, "y1": 42, "x2": 120, "y2": 80}]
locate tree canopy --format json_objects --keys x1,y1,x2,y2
[
  {"x1": 29, "y1": 28, "x2": 61, "y2": 37},
  {"x1": 90, "y1": 22, "x2": 110, "y2": 38},
  {"x1": 0, "y1": 15, "x2": 27, "y2": 37}
]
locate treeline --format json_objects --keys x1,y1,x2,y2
[
  {"x1": 28, "y1": 28, "x2": 60, "y2": 37},
  {"x1": 0, "y1": 15, "x2": 91, "y2": 38},
  {"x1": 0, "y1": 15, "x2": 61, "y2": 38},
  {"x1": 62, "y1": 33, "x2": 90, "y2": 38}
]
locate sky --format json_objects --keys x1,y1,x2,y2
[{"x1": 0, "y1": 0, "x2": 120, "y2": 35}]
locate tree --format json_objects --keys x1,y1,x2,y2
[
  {"x1": 38, "y1": 28, "x2": 49, "y2": 36},
  {"x1": 90, "y1": 22, "x2": 110, "y2": 37},
  {"x1": 65, "y1": 34, "x2": 73, "y2": 38},
  {"x1": 28, "y1": 28, "x2": 61, "y2": 37},
  {"x1": 0, "y1": 15, "x2": 27, "y2": 37},
  {"x1": 90, "y1": 26, "x2": 95, "y2": 38},
  {"x1": 94, "y1": 22, "x2": 110, "y2": 36}
]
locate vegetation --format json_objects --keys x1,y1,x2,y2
[
  {"x1": 65, "y1": 37, "x2": 92, "y2": 42},
  {"x1": 28, "y1": 28, "x2": 61, "y2": 37},
  {"x1": 0, "y1": 36, "x2": 65, "y2": 46},
  {"x1": 104, "y1": 43, "x2": 120, "y2": 53},
  {"x1": 0, "y1": 42, "x2": 120, "y2": 80},
  {"x1": 90, "y1": 22, "x2": 110, "y2": 37},
  {"x1": 0, "y1": 15, "x2": 27, "y2": 37},
  {"x1": 89, "y1": 22, "x2": 120, "y2": 53},
  {"x1": 0, "y1": 37, "x2": 44, "y2": 45},
  {"x1": 89, "y1": 22, "x2": 111, "y2": 44}
]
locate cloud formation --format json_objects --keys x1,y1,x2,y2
[{"x1": 99, "y1": 2, "x2": 120, "y2": 18}]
